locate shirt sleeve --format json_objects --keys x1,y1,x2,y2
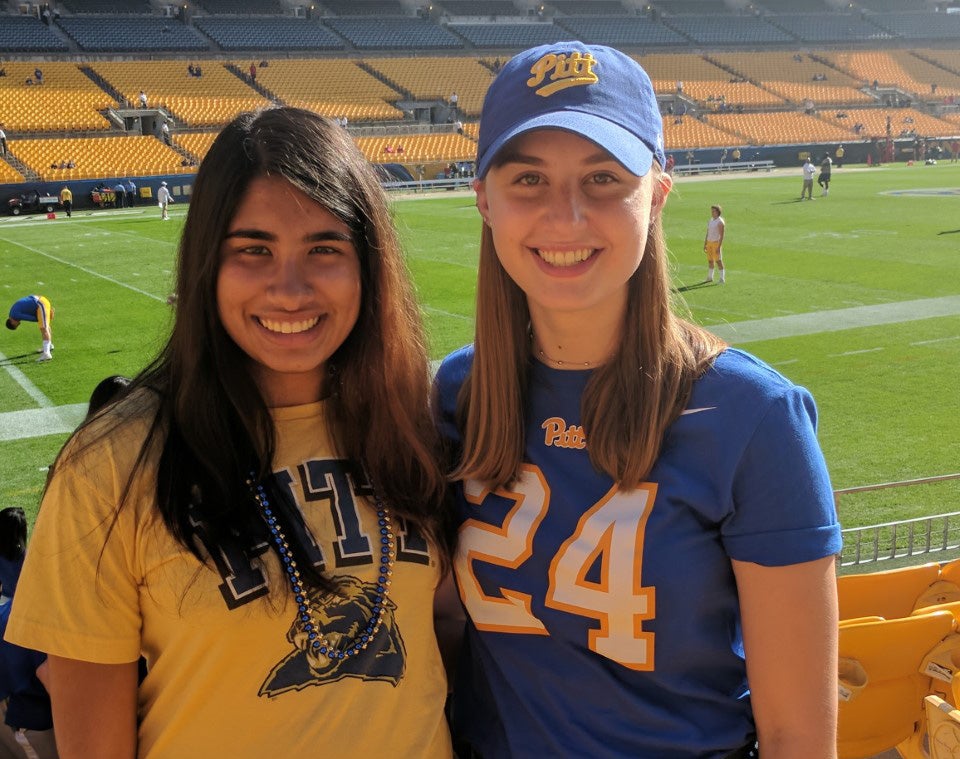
[
  {"x1": 5, "y1": 444, "x2": 144, "y2": 664},
  {"x1": 721, "y1": 385, "x2": 842, "y2": 566}
]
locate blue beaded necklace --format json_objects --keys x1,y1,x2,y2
[{"x1": 247, "y1": 475, "x2": 395, "y2": 660}]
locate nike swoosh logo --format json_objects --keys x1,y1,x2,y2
[{"x1": 680, "y1": 406, "x2": 717, "y2": 415}]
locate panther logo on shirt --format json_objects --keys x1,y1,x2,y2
[{"x1": 259, "y1": 573, "x2": 405, "y2": 697}]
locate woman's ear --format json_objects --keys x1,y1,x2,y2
[
  {"x1": 474, "y1": 178, "x2": 490, "y2": 226},
  {"x1": 652, "y1": 171, "x2": 673, "y2": 215}
]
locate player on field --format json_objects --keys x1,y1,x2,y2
[
  {"x1": 5, "y1": 295, "x2": 54, "y2": 362},
  {"x1": 436, "y1": 41, "x2": 840, "y2": 758},
  {"x1": 156, "y1": 181, "x2": 173, "y2": 220},
  {"x1": 6, "y1": 108, "x2": 455, "y2": 758},
  {"x1": 704, "y1": 204, "x2": 726, "y2": 284}
]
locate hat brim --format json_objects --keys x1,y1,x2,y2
[{"x1": 477, "y1": 110, "x2": 655, "y2": 178}]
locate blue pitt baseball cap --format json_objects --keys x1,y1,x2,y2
[{"x1": 476, "y1": 41, "x2": 665, "y2": 178}]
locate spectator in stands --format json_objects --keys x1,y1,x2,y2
[
  {"x1": 455, "y1": 119, "x2": 464, "y2": 135},
  {"x1": 187, "y1": 63, "x2": 197, "y2": 77},
  {"x1": 801, "y1": 156, "x2": 815, "y2": 199},
  {"x1": 0, "y1": 125, "x2": 7, "y2": 156},
  {"x1": 449, "y1": 91, "x2": 459, "y2": 113},
  {"x1": 157, "y1": 180, "x2": 173, "y2": 220},
  {"x1": 125, "y1": 179, "x2": 136, "y2": 207},
  {"x1": 138, "y1": 90, "x2": 147, "y2": 109},
  {"x1": 731, "y1": 147, "x2": 741, "y2": 162},
  {"x1": 249, "y1": 61, "x2": 257, "y2": 82},
  {"x1": 835, "y1": 144, "x2": 845, "y2": 168},
  {"x1": 818, "y1": 154, "x2": 832, "y2": 196},
  {"x1": 33, "y1": 68, "x2": 42, "y2": 85},
  {"x1": 59, "y1": 185, "x2": 72, "y2": 218},
  {"x1": 951, "y1": 139, "x2": 959, "y2": 162},
  {"x1": 160, "y1": 120, "x2": 171, "y2": 146},
  {"x1": 0, "y1": 506, "x2": 58, "y2": 759},
  {"x1": 113, "y1": 181, "x2": 127, "y2": 209},
  {"x1": 439, "y1": 41, "x2": 840, "y2": 759},
  {"x1": 703, "y1": 204, "x2": 726, "y2": 283},
  {"x1": 259, "y1": 59, "x2": 268, "y2": 67},
  {"x1": 6, "y1": 295, "x2": 54, "y2": 362},
  {"x1": 5, "y1": 106, "x2": 453, "y2": 759}
]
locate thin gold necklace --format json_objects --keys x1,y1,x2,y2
[{"x1": 531, "y1": 334, "x2": 612, "y2": 368}]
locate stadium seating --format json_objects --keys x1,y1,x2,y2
[
  {"x1": 0, "y1": 160, "x2": 25, "y2": 184},
  {"x1": 553, "y1": 16, "x2": 688, "y2": 46},
  {"x1": 770, "y1": 13, "x2": 894, "y2": 44},
  {"x1": 926, "y1": 695, "x2": 960, "y2": 759},
  {"x1": 837, "y1": 610, "x2": 955, "y2": 759},
  {"x1": 824, "y1": 108, "x2": 957, "y2": 140},
  {"x1": 90, "y1": 61, "x2": 268, "y2": 127},
  {"x1": 193, "y1": 17, "x2": 346, "y2": 51},
  {"x1": 172, "y1": 131, "x2": 220, "y2": 164},
  {"x1": 446, "y1": 22, "x2": 568, "y2": 48},
  {"x1": 0, "y1": 62, "x2": 115, "y2": 132},
  {"x1": 838, "y1": 562, "x2": 941, "y2": 621},
  {"x1": 709, "y1": 52, "x2": 872, "y2": 105},
  {"x1": 871, "y1": 11, "x2": 960, "y2": 41},
  {"x1": 11, "y1": 135, "x2": 193, "y2": 182},
  {"x1": 663, "y1": 15, "x2": 794, "y2": 45},
  {"x1": 245, "y1": 58, "x2": 404, "y2": 121},
  {"x1": 437, "y1": 0, "x2": 521, "y2": 16},
  {"x1": 321, "y1": 0, "x2": 405, "y2": 15},
  {"x1": 547, "y1": 0, "x2": 626, "y2": 14},
  {"x1": 824, "y1": 50, "x2": 960, "y2": 100},
  {"x1": 0, "y1": 16, "x2": 69, "y2": 52},
  {"x1": 56, "y1": 16, "x2": 209, "y2": 52},
  {"x1": 663, "y1": 118, "x2": 738, "y2": 150},
  {"x1": 324, "y1": 17, "x2": 463, "y2": 49},
  {"x1": 364, "y1": 57, "x2": 493, "y2": 118},
  {"x1": 354, "y1": 133, "x2": 477, "y2": 164},
  {"x1": 707, "y1": 112, "x2": 853, "y2": 146},
  {"x1": 195, "y1": 0, "x2": 284, "y2": 14},
  {"x1": 60, "y1": 0, "x2": 152, "y2": 12}
]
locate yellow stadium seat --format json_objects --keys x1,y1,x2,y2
[
  {"x1": 837, "y1": 610, "x2": 955, "y2": 759},
  {"x1": 838, "y1": 563, "x2": 940, "y2": 621},
  {"x1": 926, "y1": 695, "x2": 960, "y2": 759}
]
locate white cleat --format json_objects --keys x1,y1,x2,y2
[{"x1": 37, "y1": 353, "x2": 52, "y2": 363}]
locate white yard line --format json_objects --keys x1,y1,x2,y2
[{"x1": 0, "y1": 236, "x2": 165, "y2": 302}]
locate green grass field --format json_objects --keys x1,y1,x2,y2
[{"x1": 2, "y1": 162, "x2": 958, "y2": 534}]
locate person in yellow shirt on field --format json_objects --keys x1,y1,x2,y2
[
  {"x1": 704, "y1": 204, "x2": 726, "y2": 284},
  {"x1": 59, "y1": 185, "x2": 72, "y2": 218}
]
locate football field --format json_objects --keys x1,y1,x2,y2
[{"x1": 1, "y1": 162, "x2": 958, "y2": 531}]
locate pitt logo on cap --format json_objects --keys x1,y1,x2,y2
[{"x1": 526, "y1": 51, "x2": 598, "y2": 97}]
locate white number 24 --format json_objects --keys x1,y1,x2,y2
[{"x1": 454, "y1": 465, "x2": 657, "y2": 670}]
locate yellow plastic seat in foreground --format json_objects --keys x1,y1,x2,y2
[{"x1": 837, "y1": 610, "x2": 955, "y2": 759}]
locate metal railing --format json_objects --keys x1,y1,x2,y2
[{"x1": 837, "y1": 474, "x2": 960, "y2": 569}]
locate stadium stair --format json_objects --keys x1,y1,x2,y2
[
  {"x1": 355, "y1": 61, "x2": 412, "y2": 102},
  {"x1": 225, "y1": 63, "x2": 276, "y2": 101},
  {"x1": 80, "y1": 65, "x2": 125, "y2": 106},
  {"x1": 3, "y1": 154, "x2": 38, "y2": 182}
]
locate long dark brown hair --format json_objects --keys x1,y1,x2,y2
[{"x1": 52, "y1": 107, "x2": 448, "y2": 589}]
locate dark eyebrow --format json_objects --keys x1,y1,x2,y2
[{"x1": 223, "y1": 229, "x2": 353, "y2": 243}]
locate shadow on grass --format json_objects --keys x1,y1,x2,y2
[
  {"x1": 0, "y1": 352, "x2": 41, "y2": 366},
  {"x1": 675, "y1": 280, "x2": 718, "y2": 293}
]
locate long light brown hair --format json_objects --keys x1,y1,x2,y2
[{"x1": 453, "y1": 163, "x2": 725, "y2": 491}]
